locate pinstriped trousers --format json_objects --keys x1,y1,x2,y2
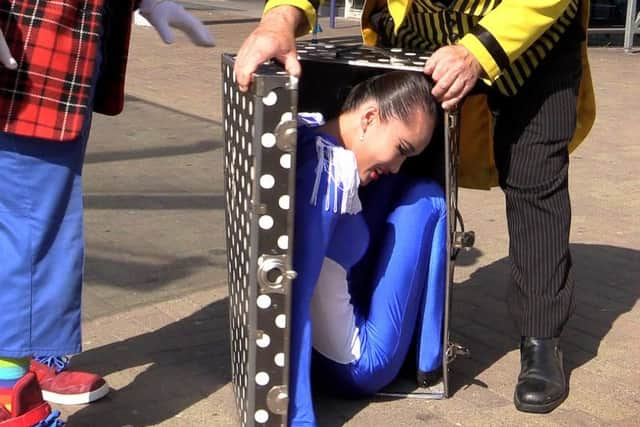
[
  {"x1": 486, "y1": 38, "x2": 583, "y2": 338},
  {"x1": 373, "y1": 4, "x2": 586, "y2": 338}
]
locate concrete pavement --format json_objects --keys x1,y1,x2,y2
[{"x1": 55, "y1": 3, "x2": 640, "y2": 426}]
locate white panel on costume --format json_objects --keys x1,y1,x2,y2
[{"x1": 310, "y1": 257, "x2": 361, "y2": 364}]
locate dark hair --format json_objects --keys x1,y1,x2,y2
[{"x1": 340, "y1": 71, "x2": 438, "y2": 123}]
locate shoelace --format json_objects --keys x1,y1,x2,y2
[
  {"x1": 34, "y1": 356, "x2": 69, "y2": 374},
  {"x1": 33, "y1": 410, "x2": 65, "y2": 427}
]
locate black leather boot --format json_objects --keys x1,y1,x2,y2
[{"x1": 514, "y1": 337, "x2": 568, "y2": 413}]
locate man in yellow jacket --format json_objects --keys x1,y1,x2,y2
[{"x1": 234, "y1": 0, "x2": 595, "y2": 415}]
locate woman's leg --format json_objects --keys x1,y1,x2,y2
[
  {"x1": 313, "y1": 176, "x2": 447, "y2": 396},
  {"x1": 414, "y1": 191, "x2": 447, "y2": 377}
]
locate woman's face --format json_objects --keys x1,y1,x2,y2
[{"x1": 350, "y1": 105, "x2": 435, "y2": 186}]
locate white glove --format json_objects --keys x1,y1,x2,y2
[
  {"x1": 0, "y1": 31, "x2": 17, "y2": 69},
  {"x1": 140, "y1": 0, "x2": 215, "y2": 47}
]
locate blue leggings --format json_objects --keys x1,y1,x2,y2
[{"x1": 311, "y1": 176, "x2": 447, "y2": 396}]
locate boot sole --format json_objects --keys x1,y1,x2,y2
[
  {"x1": 42, "y1": 382, "x2": 110, "y2": 405},
  {"x1": 513, "y1": 388, "x2": 569, "y2": 414}
]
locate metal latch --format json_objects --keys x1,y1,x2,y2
[
  {"x1": 446, "y1": 342, "x2": 471, "y2": 363},
  {"x1": 274, "y1": 120, "x2": 297, "y2": 153},
  {"x1": 453, "y1": 230, "x2": 475, "y2": 249},
  {"x1": 257, "y1": 254, "x2": 297, "y2": 294},
  {"x1": 266, "y1": 385, "x2": 288, "y2": 415}
]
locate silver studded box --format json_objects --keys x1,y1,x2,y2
[{"x1": 221, "y1": 39, "x2": 473, "y2": 427}]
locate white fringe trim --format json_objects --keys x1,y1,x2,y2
[
  {"x1": 310, "y1": 135, "x2": 362, "y2": 215},
  {"x1": 298, "y1": 112, "x2": 362, "y2": 215}
]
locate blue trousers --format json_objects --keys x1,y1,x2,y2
[
  {"x1": 0, "y1": 40, "x2": 100, "y2": 358},
  {"x1": 0, "y1": 127, "x2": 91, "y2": 357}
]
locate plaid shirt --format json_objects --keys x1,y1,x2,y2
[{"x1": 0, "y1": 0, "x2": 138, "y2": 142}]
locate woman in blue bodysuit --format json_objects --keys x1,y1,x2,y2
[{"x1": 289, "y1": 71, "x2": 447, "y2": 426}]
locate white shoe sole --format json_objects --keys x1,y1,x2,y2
[{"x1": 41, "y1": 382, "x2": 110, "y2": 405}]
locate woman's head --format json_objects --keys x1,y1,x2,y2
[{"x1": 338, "y1": 71, "x2": 438, "y2": 185}]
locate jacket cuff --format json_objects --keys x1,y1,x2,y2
[
  {"x1": 458, "y1": 32, "x2": 503, "y2": 82},
  {"x1": 263, "y1": 0, "x2": 317, "y2": 34}
]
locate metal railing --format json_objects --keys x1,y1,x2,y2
[
  {"x1": 589, "y1": 1, "x2": 639, "y2": 52},
  {"x1": 623, "y1": 0, "x2": 640, "y2": 51}
]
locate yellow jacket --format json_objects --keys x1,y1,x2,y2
[
  {"x1": 362, "y1": 0, "x2": 596, "y2": 189},
  {"x1": 264, "y1": 0, "x2": 596, "y2": 189}
]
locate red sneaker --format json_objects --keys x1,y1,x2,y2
[
  {"x1": 30, "y1": 358, "x2": 109, "y2": 405},
  {"x1": 0, "y1": 372, "x2": 63, "y2": 426}
]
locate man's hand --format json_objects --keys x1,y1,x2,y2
[
  {"x1": 0, "y1": 32, "x2": 17, "y2": 70},
  {"x1": 424, "y1": 45, "x2": 482, "y2": 111},
  {"x1": 140, "y1": 0, "x2": 215, "y2": 47},
  {"x1": 234, "y1": 6, "x2": 306, "y2": 92}
]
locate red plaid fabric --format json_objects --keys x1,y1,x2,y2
[{"x1": 0, "y1": 1, "x2": 137, "y2": 142}]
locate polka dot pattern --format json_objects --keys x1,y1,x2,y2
[
  {"x1": 222, "y1": 55, "x2": 298, "y2": 426},
  {"x1": 296, "y1": 40, "x2": 431, "y2": 71},
  {"x1": 223, "y1": 60, "x2": 255, "y2": 425},
  {"x1": 222, "y1": 40, "x2": 457, "y2": 421}
]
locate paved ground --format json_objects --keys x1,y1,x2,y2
[{"x1": 54, "y1": 2, "x2": 639, "y2": 426}]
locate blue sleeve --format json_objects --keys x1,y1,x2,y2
[{"x1": 288, "y1": 135, "x2": 343, "y2": 427}]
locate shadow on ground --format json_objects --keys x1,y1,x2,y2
[
  {"x1": 314, "y1": 243, "x2": 639, "y2": 425},
  {"x1": 449, "y1": 243, "x2": 640, "y2": 393},
  {"x1": 66, "y1": 299, "x2": 231, "y2": 427}
]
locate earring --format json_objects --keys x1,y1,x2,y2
[{"x1": 359, "y1": 133, "x2": 365, "y2": 143}]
